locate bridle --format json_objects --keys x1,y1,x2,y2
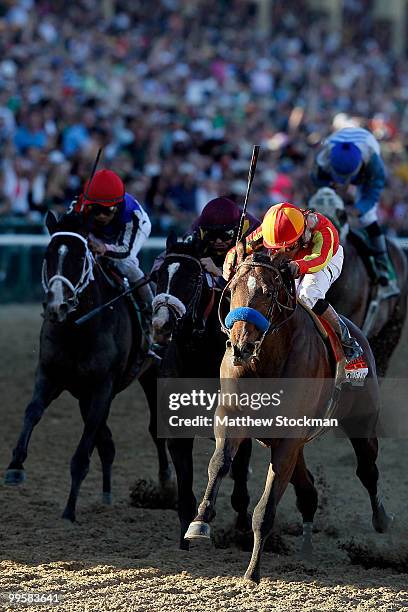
[
  {"x1": 42, "y1": 232, "x2": 95, "y2": 309},
  {"x1": 218, "y1": 258, "x2": 297, "y2": 361},
  {"x1": 153, "y1": 253, "x2": 212, "y2": 333}
]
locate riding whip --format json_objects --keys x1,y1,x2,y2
[
  {"x1": 74, "y1": 275, "x2": 151, "y2": 326},
  {"x1": 78, "y1": 147, "x2": 104, "y2": 213},
  {"x1": 235, "y1": 144, "x2": 260, "y2": 247}
]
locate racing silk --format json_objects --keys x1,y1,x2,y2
[
  {"x1": 150, "y1": 212, "x2": 260, "y2": 282},
  {"x1": 224, "y1": 211, "x2": 339, "y2": 276},
  {"x1": 312, "y1": 127, "x2": 386, "y2": 216},
  {"x1": 85, "y1": 193, "x2": 149, "y2": 259}
]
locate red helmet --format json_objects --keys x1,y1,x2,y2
[{"x1": 82, "y1": 169, "x2": 125, "y2": 207}]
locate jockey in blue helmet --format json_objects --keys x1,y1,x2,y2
[{"x1": 312, "y1": 127, "x2": 398, "y2": 298}]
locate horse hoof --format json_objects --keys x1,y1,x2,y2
[
  {"x1": 4, "y1": 469, "x2": 26, "y2": 486},
  {"x1": 372, "y1": 508, "x2": 394, "y2": 533},
  {"x1": 184, "y1": 521, "x2": 211, "y2": 541},
  {"x1": 242, "y1": 573, "x2": 260, "y2": 586},
  {"x1": 61, "y1": 509, "x2": 76, "y2": 523},
  {"x1": 102, "y1": 492, "x2": 112, "y2": 505}
]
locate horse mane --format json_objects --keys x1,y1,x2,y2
[
  {"x1": 250, "y1": 250, "x2": 291, "y2": 268},
  {"x1": 166, "y1": 239, "x2": 201, "y2": 258}
]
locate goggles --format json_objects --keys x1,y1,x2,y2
[
  {"x1": 89, "y1": 204, "x2": 117, "y2": 216},
  {"x1": 200, "y1": 227, "x2": 236, "y2": 243}
]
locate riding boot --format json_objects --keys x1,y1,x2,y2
[
  {"x1": 320, "y1": 304, "x2": 364, "y2": 362},
  {"x1": 365, "y1": 223, "x2": 399, "y2": 298}
]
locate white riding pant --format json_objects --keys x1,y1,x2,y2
[{"x1": 296, "y1": 245, "x2": 344, "y2": 309}]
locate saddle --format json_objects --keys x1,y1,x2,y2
[{"x1": 298, "y1": 301, "x2": 368, "y2": 388}]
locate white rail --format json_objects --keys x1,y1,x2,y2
[{"x1": 0, "y1": 235, "x2": 167, "y2": 248}]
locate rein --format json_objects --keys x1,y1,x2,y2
[
  {"x1": 218, "y1": 258, "x2": 297, "y2": 360},
  {"x1": 153, "y1": 253, "x2": 215, "y2": 331},
  {"x1": 42, "y1": 232, "x2": 95, "y2": 307}
]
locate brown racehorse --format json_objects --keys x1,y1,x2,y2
[{"x1": 185, "y1": 246, "x2": 393, "y2": 583}]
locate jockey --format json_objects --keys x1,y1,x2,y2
[
  {"x1": 312, "y1": 126, "x2": 398, "y2": 298},
  {"x1": 74, "y1": 169, "x2": 154, "y2": 339},
  {"x1": 192, "y1": 197, "x2": 259, "y2": 283},
  {"x1": 151, "y1": 197, "x2": 259, "y2": 286},
  {"x1": 224, "y1": 202, "x2": 367, "y2": 375}
]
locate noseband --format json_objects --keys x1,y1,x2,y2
[
  {"x1": 153, "y1": 253, "x2": 205, "y2": 329},
  {"x1": 42, "y1": 232, "x2": 95, "y2": 308},
  {"x1": 218, "y1": 258, "x2": 297, "y2": 361}
]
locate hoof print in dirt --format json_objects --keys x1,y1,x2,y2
[
  {"x1": 340, "y1": 541, "x2": 408, "y2": 574},
  {"x1": 129, "y1": 478, "x2": 178, "y2": 510},
  {"x1": 213, "y1": 525, "x2": 290, "y2": 555}
]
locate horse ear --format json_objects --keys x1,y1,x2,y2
[
  {"x1": 166, "y1": 230, "x2": 177, "y2": 251},
  {"x1": 45, "y1": 210, "x2": 58, "y2": 235}
]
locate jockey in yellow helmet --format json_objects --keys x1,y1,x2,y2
[{"x1": 224, "y1": 202, "x2": 368, "y2": 377}]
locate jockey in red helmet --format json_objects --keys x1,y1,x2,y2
[
  {"x1": 74, "y1": 169, "x2": 154, "y2": 343},
  {"x1": 224, "y1": 202, "x2": 368, "y2": 380}
]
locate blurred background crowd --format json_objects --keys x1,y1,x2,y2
[{"x1": 1, "y1": 0, "x2": 408, "y2": 236}]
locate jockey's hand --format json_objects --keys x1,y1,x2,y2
[
  {"x1": 200, "y1": 257, "x2": 222, "y2": 277},
  {"x1": 88, "y1": 235, "x2": 107, "y2": 255},
  {"x1": 288, "y1": 261, "x2": 301, "y2": 278}
]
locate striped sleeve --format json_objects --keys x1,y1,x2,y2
[
  {"x1": 104, "y1": 213, "x2": 140, "y2": 259},
  {"x1": 295, "y1": 226, "x2": 335, "y2": 274},
  {"x1": 223, "y1": 225, "x2": 264, "y2": 278}
]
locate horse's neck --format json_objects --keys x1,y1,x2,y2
[
  {"x1": 75, "y1": 264, "x2": 107, "y2": 317},
  {"x1": 262, "y1": 307, "x2": 325, "y2": 377}
]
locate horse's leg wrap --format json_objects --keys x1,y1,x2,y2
[{"x1": 185, "y1": 437, "x2": 241, "y2": 542}]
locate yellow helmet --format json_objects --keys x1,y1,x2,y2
[{"x1": 262, "y1": 202, "x2": 305, "y2": 248}]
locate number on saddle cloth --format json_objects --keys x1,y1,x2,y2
[{"x1": 225, "y1": 307, "x2": 270, "y2": 333}]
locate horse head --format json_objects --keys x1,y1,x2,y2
[
  {"x1": 223, "y1": 244, "x2": 296, "y2": 366},
  {"x1": 152, "y1": 231, "x2": 205, "y2": 346},
  {"x1": 308, "y1": 187, "x2": 349, "y2": 243},
  {"x1": 42, "y1": 211, "x2": 94, "y2": 323}
]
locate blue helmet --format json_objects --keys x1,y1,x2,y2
[{"x1": 329, "y1": 142, "x2": 362, "y2": 183}]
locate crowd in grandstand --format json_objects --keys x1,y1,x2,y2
[{"x1": 1, "y1": 0, "x2": 408, "y2": 235}]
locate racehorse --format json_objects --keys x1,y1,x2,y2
[
  {"x1": 151, "y1": 233, "x2": 252, "y2": 549},
  {"x1": 310, "y1": 194, "x2": 407, "y2": 377},
  {"x1": 5, "y1": 210, "x2": 172, "y2": 521},
  {"x1": 185, "y1": 245, "x2": 393, "y2": 583}
]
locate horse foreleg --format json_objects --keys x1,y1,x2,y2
[
  {"x1": 244, "y1": 440, "x2": 299, "y2": 584},
  {"x1": 290, "y1": 449, "x2": 318, "y2": 558},
  {"x1": 79, "y1": 396, "x2": 115, "y2": 506},
  {"x1": 167, "y1": 437, "x2": 196, "y2": 550},
  {"x1": 96, "y1": 423, "x2": 115, "y2": 505},
  {"x1": 349, "y1": 436, "x2": 394, "y2": 533},
  {"x1": 230, "y1": 438, "x2": 252, "y2": 532},
  {"x1": 5, "y1": 368, "x2": 61, "y2": 485},
  {"x1": 139, "y1": 367, "x2": 174, "y2": 490},
  {"x1": 185, "y1": 436, "x2": 243, "y2": 542},
  {"x1": 62, "y1": 380, "x2": 113, "y2": 522}
]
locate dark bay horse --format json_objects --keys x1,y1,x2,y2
[
  {"x1": 5, "y1": 211, "x2": 172, "y2": 521},
  {"x1": 327, "y1": 233, "x2": 407, "y2": 376},
  {"x1": 186, "y1": 246, "x2": 393, "y2": 583},
  {"x1": 310, "y1": 194, "x2": 408, "y2": 377},
  {"x1": 152, "y1": 233, "x2": 252, "y2": 549}
]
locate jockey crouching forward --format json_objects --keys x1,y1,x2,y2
[
  {"x1": 224, "y1": 202, "x2": 368, "y2": 377},
  {"x1": 312, "y1": 126, "x2": 398, "y2": 298},
  {"x1": 75, "y1": 169, "x2": 154, "y2": 344}
]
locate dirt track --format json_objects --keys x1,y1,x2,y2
[{"x1": 0, "y1": 304, "x2": 407, "y2": 612}]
